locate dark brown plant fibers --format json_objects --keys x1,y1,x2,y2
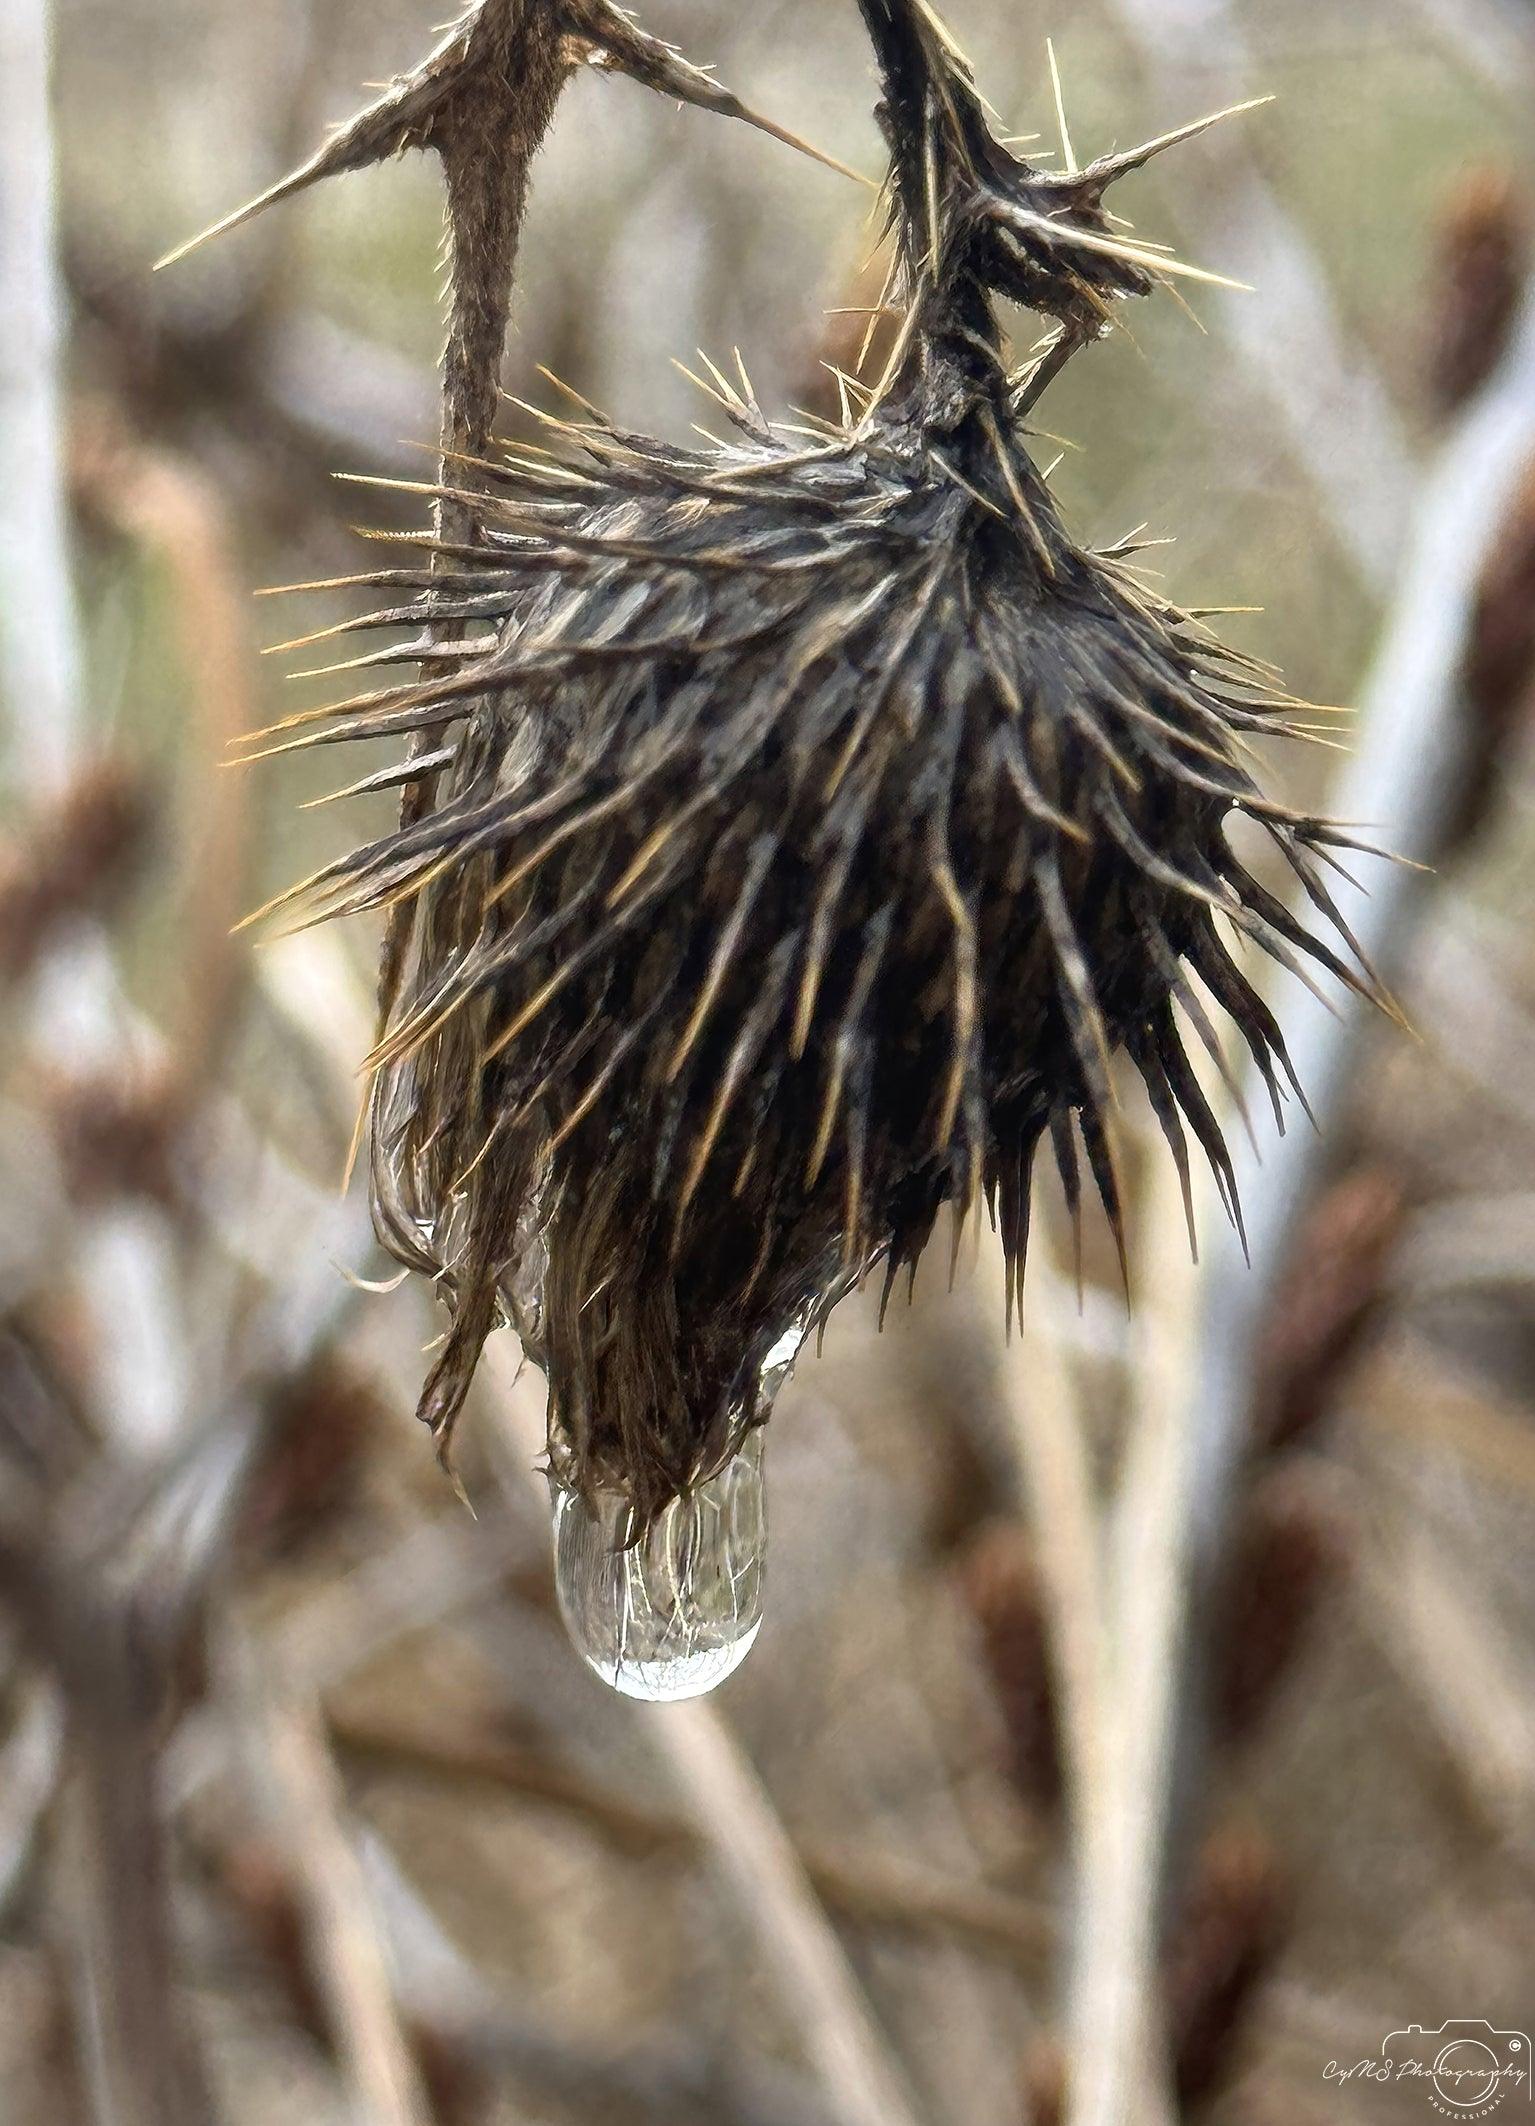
[{"x1": 220, "y1": 1, "x2": 1383, "y2": 1523}]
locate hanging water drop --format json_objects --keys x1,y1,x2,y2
[{"x1": 551, "y1": 1428, "x2": 768, "y2": 1701}]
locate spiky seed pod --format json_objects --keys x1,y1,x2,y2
[{"x1": 239, "y1": 0, "x2": 1380, "y2": 1524}]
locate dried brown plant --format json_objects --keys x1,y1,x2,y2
[{"x1": 179, "y1": 0, "x2": 1381, "y2": 1525}]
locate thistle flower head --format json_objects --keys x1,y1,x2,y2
[{"x1": 215, "y1": 0, "x2": 1379, "y2": 1522}]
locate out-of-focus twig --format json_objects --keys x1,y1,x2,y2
[
  {"x1": 0, "y1": 0, "x2": 81, "y2": 794},
  {"x1": 1250, "y1": 1168, "x2": 1405, "y2": 1457},
  {"x1": 1392, "y1": 1191, "x2": 1535, "y2": 1301},
  {"x1": 0, "y1": 14, "x2": 233, "y2": 2116},
  {"x1": 1353, "y1": 1336, "x2": 1535, "y2": 1512},
  {"x1": 355, "y1": 1834, "x2": 848, "y2": 2126},
  {"x1": 227, "y1": 1638, "x2": 433, "y2": 2126},
  {"x1": 0, "y1": 763, "x2": 152, "y2": 997},
  {"x1": 1065, "y1": 1158, "x2": 1201, "y2": 2126},
  {"x1": 1207, "y1": 1463, "x2": 1351, "y2": 1749},
  {"x1": 200, "y1": 1699, "x2": 851, "y2": 2126},
  {"x1": 0, "y1": 1688, "x2": 62, "y2": 1924},
  {"x1": 952, "y1": 1524, "x2": 1064, "y2": 1812},
  {"x1": 1350, "y1": 1493, "x2": 1535, "y2": 1844},
  {"x1": 1129, "y1": 267, "x2": 1535, "y2": 2103},
  {"x1": 0, "y1": 1495, "x2": 215, "y2": 2126},
  {"x1": 0, "y1": 0, "x2": 188, "y2": 1462},
  {"x1": 72, "y1": 406, "x2": 258, "y2": 1096},
  {"x1": 69, "y1": 246, "x2": 432, "y2": 498},
  {"x1": 1414, "y1": 901, "x2": 1535, "y2": 1140},
  {"x1": 1162, "y1": 1827, "x2": 1286, "y2": 2109},
  {"x1": 331, "y1": 1707, "x2": 1052, "y2": 1977},
  {"x1": 649, "y1": 1699, "x2": 931, "y2": 2126}
]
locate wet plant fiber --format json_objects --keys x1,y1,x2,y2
[{"x1": 208, "y1": 0, "x2": 1380, "y2": 1523}]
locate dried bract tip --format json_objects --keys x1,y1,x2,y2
[{"x1": 853, "y1": 1, "x2": 1267, "y2": 355}]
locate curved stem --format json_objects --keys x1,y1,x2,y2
[{"x1": 377, "y1": 22, "x2": 570, "y2": 1038}]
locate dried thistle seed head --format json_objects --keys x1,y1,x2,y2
[
  {"x1": 270, "y1": 380, "x2": 1369, "y2": 1521},
  {"x1": 235, "y1": 0, "x2": 1380, "y2": 1527}
]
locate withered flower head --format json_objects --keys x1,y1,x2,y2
[{"x1": 212, "y1": 0, "x2": 1377, "y2": 1525}]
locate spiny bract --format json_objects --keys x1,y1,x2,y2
[{"x1": 240, "y1": 0, "x2": 1378, "y2": 1524}]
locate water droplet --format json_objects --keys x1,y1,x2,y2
[{"x1": 551, "y1": 1430, "x2": 768, "y2": 1701}]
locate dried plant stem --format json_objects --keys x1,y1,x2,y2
[
  {"x1": 0, "y1": 0, "x2": 81, "y2": 795},
  {"x1": 227, "y1": 1640, "x2": 432, "y2": 2126},
  {"x1": 380, "y1": 25, "x2": 571, "y2": 1033},
  {"x1": 0, "y1": 0, "x2": 187, "y2": 1458},
  {"x1": 1067, "y1": 1156, "x2": 1203, "y2": 2126},
  {"x1": 642, "y1": 1701, "x2": 930, "y2": 2126},
  {"x1": 0, "y1": 1509, "x2": 215, "y2": 2126},
  {"x1": 77, "y1": 417, "x2": 258, "y2": 1094}
]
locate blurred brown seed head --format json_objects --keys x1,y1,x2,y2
[
  {"x1": 236, "y1": 1357, "x2": 381, "y2": 1560},
  {"x1": 954, "y1": 1523, "x2": 1063, "y2": 1813},
  {"x1": 1022, "y1": 2035, "x2": 1068, "y2": 2126},
  {"x1": 1165, "y1": 1826, "x2": 1287, "y2": 2108},
  {"x1": 47, "y1": 1066, "x2": 183, "y2": 1210},
  {"x1": 1447, "y1": 456, "x2": 1535, "y2": 858},
  {"x1": 1425, "y1": 166, "x2": 1529, "y2": 418},
  {"x1": 1253, "y1": 1165, "x2": 1404, "y2": 1456},
  {"x1": 1210, "y1": 1465, "x2": 1352, "y2": 1748},
  {"x1": 0, "y1": 758, "x2": 152, "y2": 986}
]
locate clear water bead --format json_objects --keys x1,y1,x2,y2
[{"x1": 551, "y1": 1429, "x2": 768, "y2": 1701}]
